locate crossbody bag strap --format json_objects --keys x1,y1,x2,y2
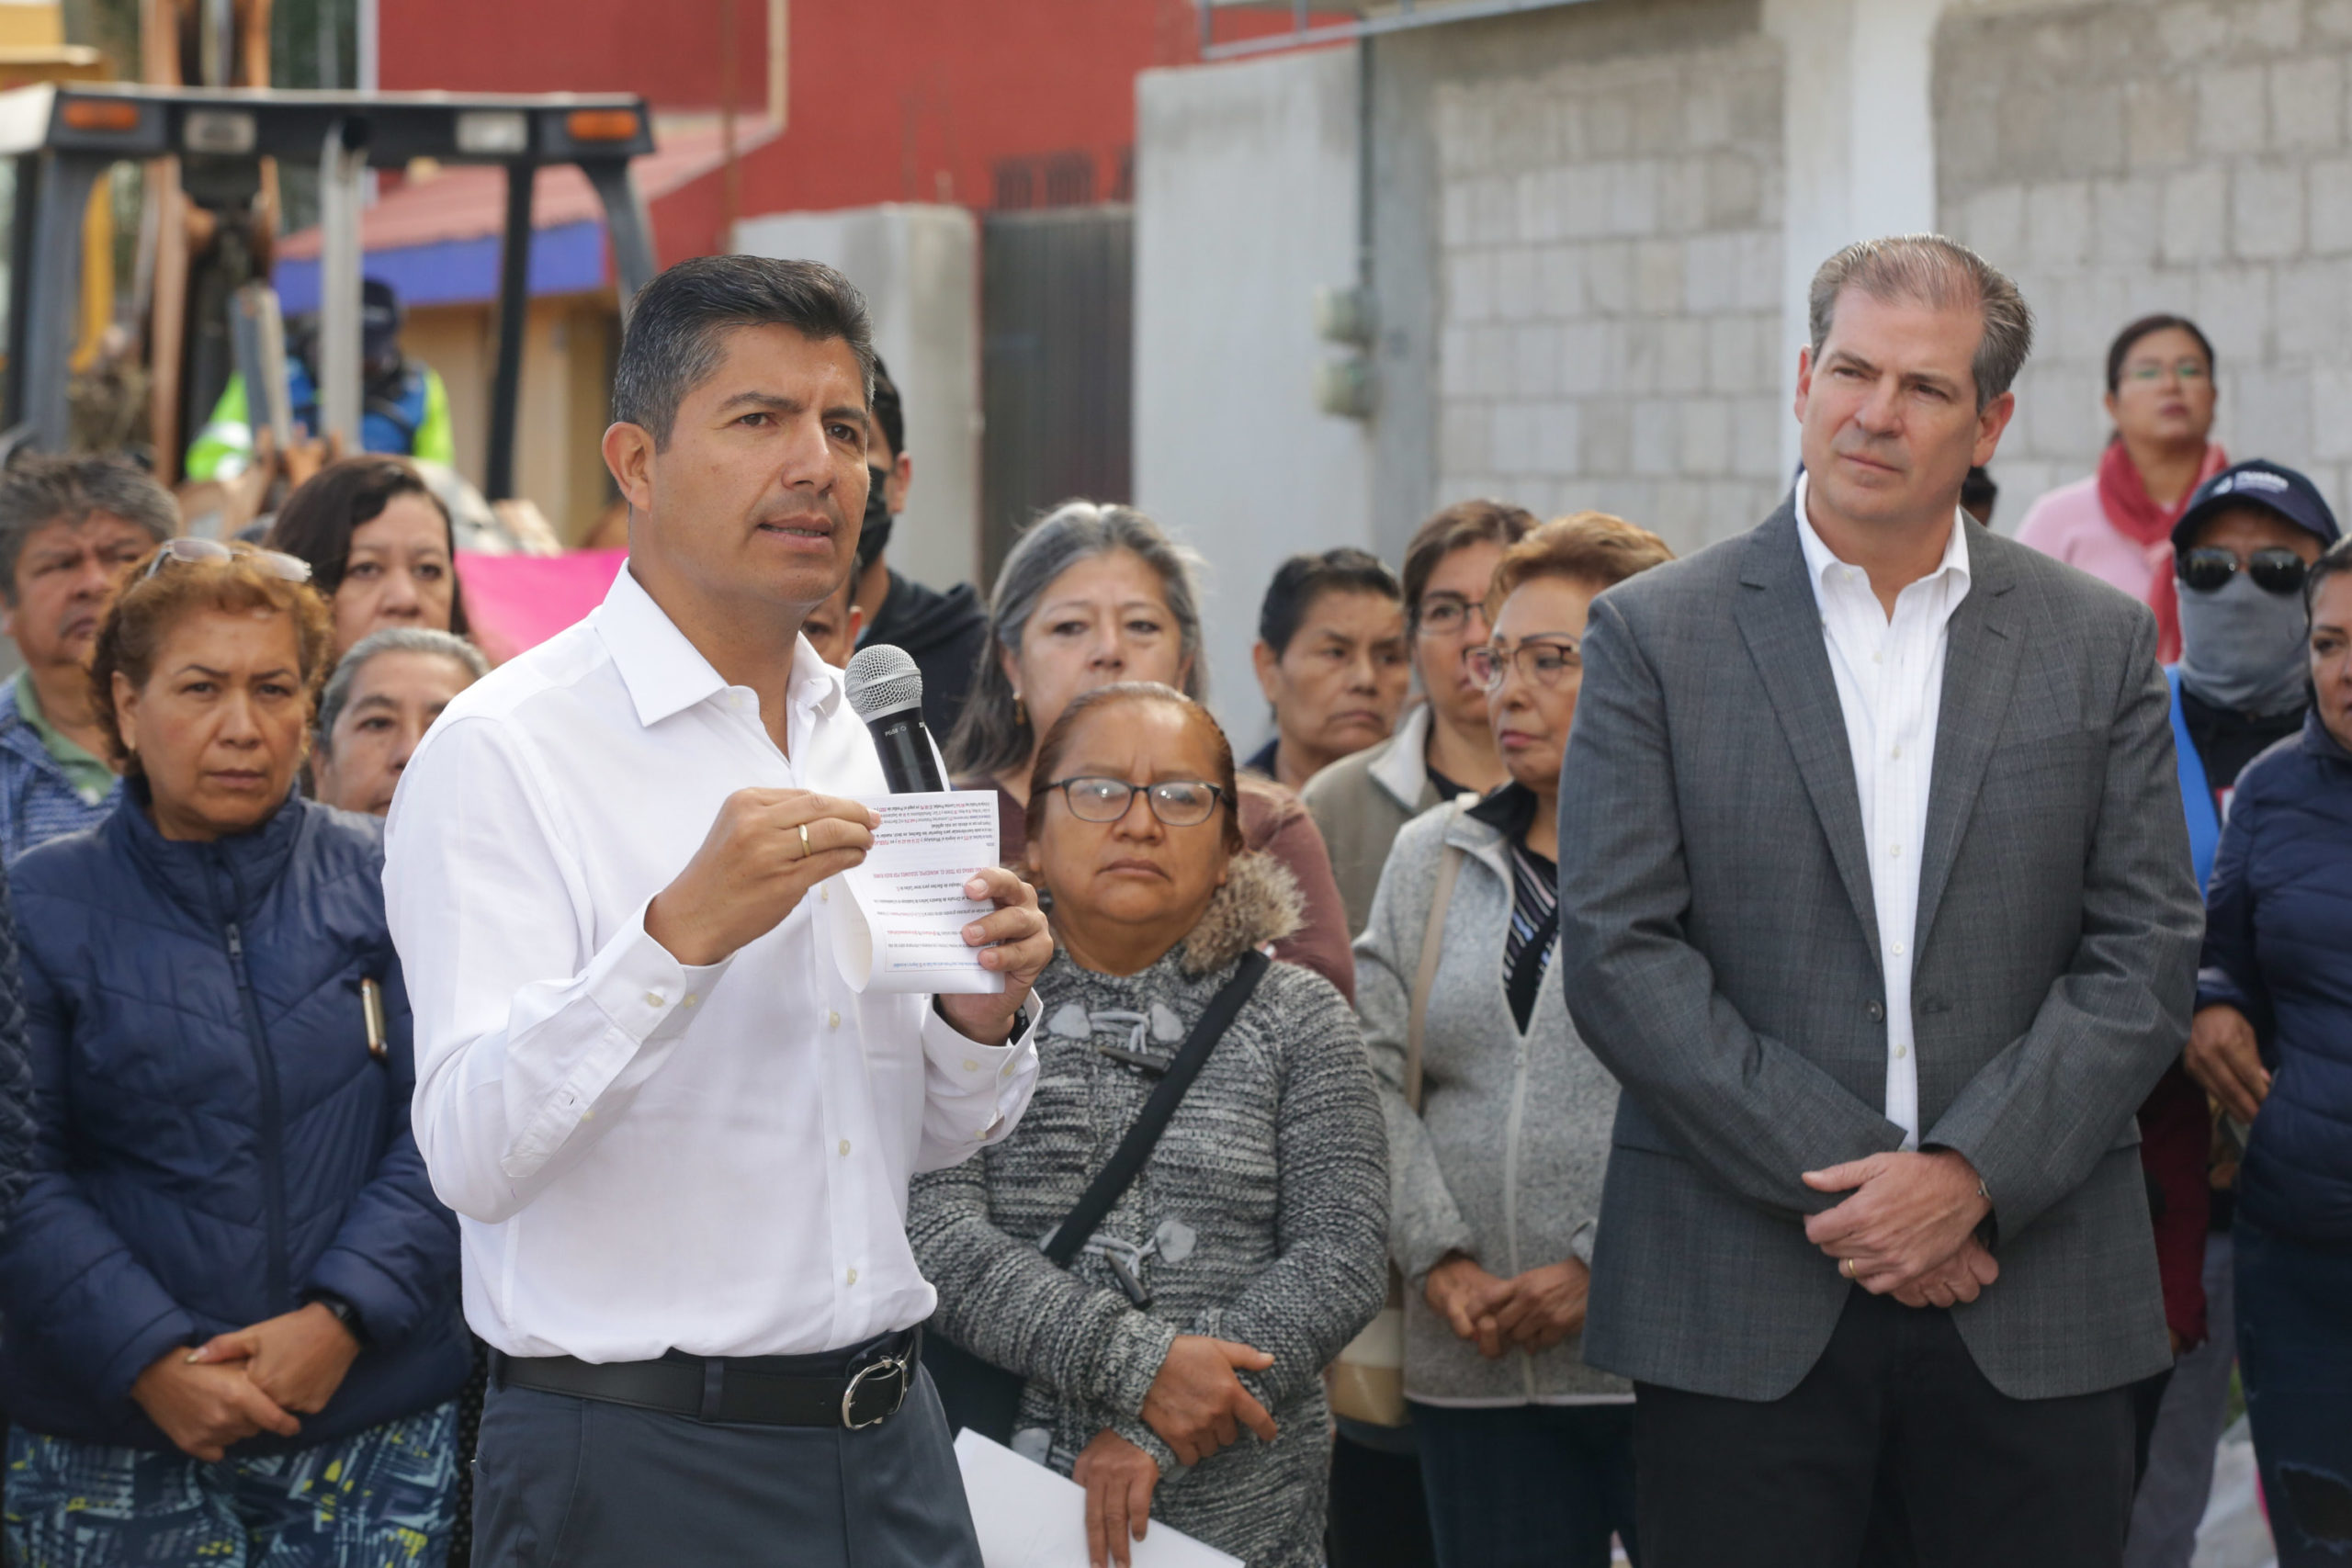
[
  {"x1": 1041, "y1": 949, "x2": 1272, "y2": 1267},
  {"x1": 1404, "y1": 812, "x2": 1467, "y2": 1114}
]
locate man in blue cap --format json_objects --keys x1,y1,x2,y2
[
  {"x1": 2127, "y1": 456, "x2": 2336, "y2": 1568},
  {"x1": 186, "y1": 278, "x2": 454, "y2": 480}
]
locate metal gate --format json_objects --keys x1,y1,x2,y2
[{"x1": 979, "y1": 205, "x2": 1132, "y2": 586}]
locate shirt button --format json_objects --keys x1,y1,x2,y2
[
  {"x1": 846, "y1": 1268, "x2": 858, "y2": 1286},
  {"x1": 839, "y1": 1139, "x2": 851, "y2": 1156},
  {"x1": 1892, "y1": 942, "x2": 1906, "y2": 956},
  {"x1": 1888, "y1": 843, "x2": 1903, "y2": 860},
  {"x1": 828, "y1": 1010, "x2": 841, "y2": 1030},
  {"x1": 684, "y1": 993, "x2": 698, "y2": 1008},
  {"x1": 963, "y1": 1059, "x2": 979, "y2": 1073},
  {"x1": 1868, "y1": 1001, "x2": 1885, "y2": 1021},
  {"x1": 1894, "y1": 1043, "x2": 1910, "y2": 1059},
  {"x1": 820, "y1": 884, "x2": 829, "y2": 903},
  {"x1": 645, "y1": 992, "x2": 665, "y2": 1008},
  {"x1": 1890, "y1": 745, "x2": 1902, "y2": 760},
  {"x1": 1871, "y1": 650, "x2": 1883, "y2": 664}
]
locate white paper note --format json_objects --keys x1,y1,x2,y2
[
  {"x1": 829, "y1": 790, "x2": 1007, "y2": 996},
  {"x1": 954, "y1": 1429, "x2": 1243, "y2": 1568}
]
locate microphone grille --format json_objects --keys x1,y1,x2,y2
[{"x1": 843, "y1": 644, "x2": 926, "y2": 720}]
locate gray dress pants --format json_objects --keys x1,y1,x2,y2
[{"x1": 469, "y1": 1365, "x2": 982, "y2": 1567}]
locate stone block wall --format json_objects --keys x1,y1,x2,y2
[
  {"x1": 1427, "y1": 16, "x2": 1790, "y2": 553},
  {"x1": 1939, "y1": 0, "x2": 2352, "y2": 525}
]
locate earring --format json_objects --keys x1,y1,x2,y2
[{"x1": 1013, "y1": 694, "x2": 1026, "y2": 728}]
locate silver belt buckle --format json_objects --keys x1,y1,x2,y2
[{"x1": 842, "y1": 1349, "x2": 910, "y2": 1430}]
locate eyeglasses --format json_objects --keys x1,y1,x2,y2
[
  {"x1": 1464, "y1": 636, "x2": 1582, "y2": 693},
  {"x1": 2124, "y1": 360, "x2": 2210, "y2": 385},
  {"x1": 2177, "y1": 547, "x2": 2310, "y2": 597},
  {"x1": 1416, "y1": 594, "x2": 1489, "y2": 638},
  {"x1": 141, "y1": 536, "x2": 313, "y2": 585},
  {"x1": 1042, "y1": 776, "x2": 1227, "y2": 828}
]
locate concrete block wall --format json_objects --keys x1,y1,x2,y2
[
  {"x1": 1939, "y1": 0, "x2": 2352, "y2": 525},
  {"x1": 1427, "y1": 20, "x2": 1791, "y2": 554}
]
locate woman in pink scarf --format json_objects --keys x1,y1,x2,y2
[{"x1": 2016, "y1": 314, "x2": 2227, "y2": 662}]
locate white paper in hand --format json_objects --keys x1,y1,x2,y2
[
  {"x1": 953, "y1": 1429, "x2": 1242, "y2": 1568},
  {"x1": 829, "y1": 791, "x2": 1006, "y2": 995}
]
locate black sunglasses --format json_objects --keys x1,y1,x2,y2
[{"x1": 2177, "y1": 547, "x2": 2310, "y2": 597}]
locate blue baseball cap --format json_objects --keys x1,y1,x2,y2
[{"x1": 2172, "y1": 459, "x2": 2342, "y2": 553}]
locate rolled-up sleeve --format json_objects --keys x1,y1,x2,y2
[{"x1": 387, "y1": 716, "x2": 733, "y2": 1224}]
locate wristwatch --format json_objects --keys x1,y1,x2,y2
[{"x1": 305, "y1": 1291, "x2": 368, "y2": 1345}]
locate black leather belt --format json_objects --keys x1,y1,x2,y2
[{"x1": 492, "y1": 1326, "x2": 921, "y2": 1430}]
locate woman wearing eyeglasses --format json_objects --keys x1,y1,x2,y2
[
  {"x1": 910, "y1": 682, "x2": 1387, "y2": 1568},
  {"x1": 2017, "y1": 314, "x2": 2229, "y2": 662},
  {"x1": 0, "y1": 541, "x2": 468, "y2": 1566},
  {"x1": 1353, "y1": 514, "x2": 1671, "y2": 1568},
  {"x1": 945, "y1": 501, "x2": 1356, "y2": 1000}
]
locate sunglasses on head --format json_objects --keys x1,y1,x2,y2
[{"x1": 140, "y1": 536, "x2": 313, "y2": 585}]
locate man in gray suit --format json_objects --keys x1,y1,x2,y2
[{"x1": 1558, "y1": 235, "x2": 2203, "y2": 1566}]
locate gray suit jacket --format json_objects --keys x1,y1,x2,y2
[{"x1": 1557, "y1": 501, "x2": 2203, "y2": 1402}]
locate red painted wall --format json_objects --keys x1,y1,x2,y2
[{"x1": 382, "y1": 0, "x2": 1329, "y2": 247}]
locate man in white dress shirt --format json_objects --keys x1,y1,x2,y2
[
  {"x1": 1556, "y1": 236, "x2": 2201, "y2": 1565},
  {"x1": 385, "y1": 256, "x2": 1052, "y2": 1564}
]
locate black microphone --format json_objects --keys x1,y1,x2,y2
[{"x1": 843, "y1": 645, "x2": 947, "y2": 793}]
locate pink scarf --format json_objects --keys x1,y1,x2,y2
[{"x1": 2098, "y1": 439, "x2": 2229, "y2": 664}]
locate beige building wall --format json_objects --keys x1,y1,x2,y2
[
  {"x1": 404, "y1": 296, "x2": 617, "y2": 545},
  {"x1": 1410, "y1": 0, "x2": 1790, "y2": 556},
  {"x1": 1938, "y1": 0, "x2": 2352, "y2": 526}
]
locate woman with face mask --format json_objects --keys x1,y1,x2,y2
[{"x1": 2123, "y1": 459, "x2": 2336, "y2": 1567}]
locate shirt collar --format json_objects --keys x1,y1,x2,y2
[
  {"x1": 13, "y1": 668, "x2": 117, "y2": 798},
  {"x1": 594, "y1": 564, "x2": 844, "y2": 730},
  {"x1": 1369, "y1": 703, "x2": 1433, "y2": 807},
  {"x1": 1792, "y1": 469, "x2": 1973, "y2": 602}
]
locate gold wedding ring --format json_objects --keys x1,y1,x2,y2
[
  {"x1": 797, "y1": 823, "x2": 812, "y2": 859},
  {"x1": 1841, "y1": 1257, "x2": 1859, "y2": 1280}
]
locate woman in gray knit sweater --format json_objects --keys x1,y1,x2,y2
[
  {"x1": 1355, "y1": 515, "x2": 1673, "y2": 1567},
  {"x1": 910, "y1": 683, "x2": 1388, "y2": 1568}
]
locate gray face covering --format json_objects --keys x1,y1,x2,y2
[{"x1": 2177, "y1": 571, "x2": 2312, "y2": 716}]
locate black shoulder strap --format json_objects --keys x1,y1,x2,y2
[{"x1": 1041, "y1": 950, "x2": 1272, "y2": 1267}]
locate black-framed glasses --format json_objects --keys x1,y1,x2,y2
[
  {"x1": 141, "y1": 536, "x2": 313, "y2": 585},
  {"x1": 1042, "y1": 775, "x2": 1227, "y2": 828},
  {"x1": 1416, "y1": 593, "x2": 1490, "y2": 638},
  {"x1": 1464, "y1": 636, "x2": 1582, "y2": 693},
  {"x1": 2177, "y1": 547, "x2": 2309, "y2": 597}
]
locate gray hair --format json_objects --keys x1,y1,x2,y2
[
  {"x1": 315, "y1": 626, "x2": 488, "y2": 752},
  {"x1": 612, "y1": 254, "x2": 876, "y2": 449},
  {"x1": 944, "y1": 501, "x2": 1208, "y2": 780},
  {"x1": 1808, "y1": 234, "x2": 2034, "y2": 409},
  {"x1": 0, "y1": 455, "x2": 176, "y2": 604}
]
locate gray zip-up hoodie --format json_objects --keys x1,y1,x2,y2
[
  {"x1": 909, "y1": 853, "x2": 1389, "y2": 1568},
  {"x1": 1354, "y1": 799, "x2": 1630, "y2": 1404}
]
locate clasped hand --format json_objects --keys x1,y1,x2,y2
[
  {"x1": 1075, "y1": 1337, "x2": 1276, "y2": 1568},
  {"x1": 645, "y1": 788, "x2": 1052, "y2": 1045},
  {"x1": 130, "y1": 1303, "x2": 361, "y2": 1462},
  {"x1": 1424, "y1": 1254, "x2": 1591, "y2": 1359},
  {"x1": 1802, "y1": 1148, "x2": 1998, "y2": 1306}
]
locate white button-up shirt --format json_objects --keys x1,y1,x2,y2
[
  {"x1": 385, "y1": 567, "x2": 1039, "y2": 1361},
  {"x1": 1792, "y1": 471, "x2": 1973, "y2": 1148}
]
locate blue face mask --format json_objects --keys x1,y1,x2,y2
[{"x1": 2177, "y1": 571, "x2": 2311, "y2": 716}]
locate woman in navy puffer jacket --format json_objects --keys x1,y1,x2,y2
[
  {"x1": 2185, "y1": 539, "x2": 2352, "y2": 1568},
  {"x1": 1, "y1": 541, "x2": 467, "y2": 1566}
]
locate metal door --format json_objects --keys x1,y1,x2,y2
[{"x1": 979, "y1": 205, "x2": 1132, "y2": 586}]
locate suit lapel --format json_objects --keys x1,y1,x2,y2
[
  {"x1": 1733, "y1": 506, "x2": 1881, "y2": 956},
  {"x1": 1914, "y1": 532, "x2": 2022, "y2": 947}
]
